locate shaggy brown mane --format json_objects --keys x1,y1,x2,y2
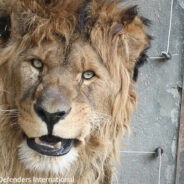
[{"x1": 0, "y1": 0, "x2": 151, "y2": 183}]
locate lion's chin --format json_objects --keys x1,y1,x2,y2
[{"x1": 18, "y1": 140, "x2": 78, "y2": 175}]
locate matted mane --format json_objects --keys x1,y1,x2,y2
[{"x1": 0, "y1": 0, "x2": 151, "y2": 183}]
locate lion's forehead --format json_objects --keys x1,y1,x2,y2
[{"x1": 18, "y1": 38, "x2": 106, "y2": 74}]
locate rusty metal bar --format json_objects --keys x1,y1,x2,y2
[{"x1": 175, "y1": 75, "x2": 184, "y2": 183}]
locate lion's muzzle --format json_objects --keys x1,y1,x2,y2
[{"x1": 27, "y1": 87, "x2": 75, "y2": 156}]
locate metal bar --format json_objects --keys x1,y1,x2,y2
[{"x1": 175, "y1": 75, "x2": 184, "y2": 183}]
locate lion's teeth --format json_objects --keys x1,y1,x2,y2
[
  {"x1": 54, "y1": 141, "x2": 62, "y2": 149},
  {"x1": 34, "y1": 138, "x2": 62, "y2": 149},
  {"x1": 35, "y1": 138, "x2": 41, "y2": 145}
]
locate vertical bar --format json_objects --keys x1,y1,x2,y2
[{"x1": 175, "y1": 74, "x2": 184, "y2": 183}]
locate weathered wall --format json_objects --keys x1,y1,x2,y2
[{"x1": 117, "y1": 0, "x2": 184, "y2": 183}]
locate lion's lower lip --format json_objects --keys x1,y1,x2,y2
[{"x1": 27, "y1": 135, "x2": 74, "y2": 156}]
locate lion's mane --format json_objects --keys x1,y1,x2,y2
[{"x1": 0, "y1": 0, "x2": 150, "y2": 183}]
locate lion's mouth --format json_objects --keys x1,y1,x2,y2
[{"x1": 27, "y1": 135, "x2": 75, "y2": 156}]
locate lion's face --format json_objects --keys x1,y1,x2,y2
[
  {"x1": 10, "y1": 39, "x2": 112, "y2": 173},
  {"x1": 0, "y1": 0, "x2": 150, "y2": 177}
]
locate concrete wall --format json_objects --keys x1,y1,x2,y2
[{"x1": 117, "y1": 0, "x2": 184, "y2": 183}]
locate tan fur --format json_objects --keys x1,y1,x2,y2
[{"x1": 0, "y1": 0, "x2": 150, "y2": 183}]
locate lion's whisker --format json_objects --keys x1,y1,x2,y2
[
  {"x1": 91, "y1": 111, "x2": 112, "y2": 119},
  {"x1": 91, "y1": 117, "x2": 111, "y2": 123},
  {"x1": 0, "y1": 104, "x2": 14, "y2": 106},
  {"x1": 1, "y1": 113, "x2": 19, "y2": 116},
  {"x1": 9, "y1": 122, "x2": 18, "y2": 127},
  {"x1": 1, "y1": 113, "x2": 18, "y2": 115},
  {"x1": 1, "y1": 115, "x2": 18, "y2": 120},
  {"x1": 0, "y1": 109, "x2": 19, "y2": 119},
  {"x1": 0, "y1": 89, "x2": 12, "y2": 95},
  {"x1": 2, "y1": 114, "x2": 18, "y2": 117},
  {"x1": 0, "y1": 109, "x2": 18, "y2": 112},
  {"x1": 90, "y1": 112, "x2": 112, "y2": 122}
]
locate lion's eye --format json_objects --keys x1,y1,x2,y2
[
  {"x1": 82, "y1": 71, "x2": 95, "y2": 80},
  {"x1": 31, "y1": 59, "x2": 43, "y2": 70}
]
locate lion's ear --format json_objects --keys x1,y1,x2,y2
[
  {"x1": 79, "y1": 1, "x2": 151, "y2": 80},
  {"x1": 0, "y1": 0, "x2": 12, "y2": 44},
  {"x1": 0, "y1": 13, "x2": 11, "y2": 43},
  {"x1": 0, "y1": 7, "x2": 12, "y2": 66}
]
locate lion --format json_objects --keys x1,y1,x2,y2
[{"x1": 0, "y1": 0, "x2": 151, "y2": 183}]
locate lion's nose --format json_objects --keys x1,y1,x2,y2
[{"x1": 34, "y1": 88, "x2": 71, "y2": 134}]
